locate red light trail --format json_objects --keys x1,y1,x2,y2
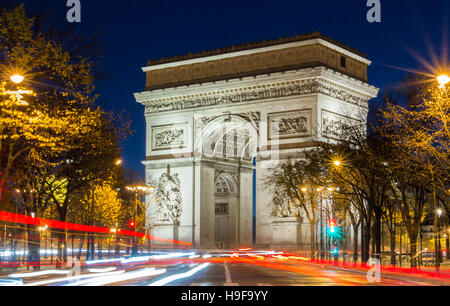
[{"x1": 0, "y1": 211, "x2": 191, "y2": 246}]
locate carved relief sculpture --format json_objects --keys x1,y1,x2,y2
[
  {"x1": 271, "y1": 191, "x2": 298, "y2": 218},
  {"x1": 269, "y1": 110, "x2": 311, "y2": 140},
  {"x1": 322, "y1": 111, "x2": 347, "y2": 139},
  {"x1": 155, "y1": 173, "x2": 182, "y2": 224},
  {"x1": 152, "y1": 124, "x2": 187, "y2": 150}
]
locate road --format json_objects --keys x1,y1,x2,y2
[{"x1": 3, "y1": 251, "x2": 449, "y2": 287}]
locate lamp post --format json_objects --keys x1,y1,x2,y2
[
  {"x1": 434, "y1": 208, "x2": 443, "y2": 271},
  {"x1": 317, "y1": 187, "x2": 324, "y2": 261},
  {"x1": 437, "y1": 209, "x2": 443, "y2": 264},
  {"x1": 125, "y1": 185, "x2": 154, "y2": 256}
]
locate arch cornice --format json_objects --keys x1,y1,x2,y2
[{"x1": 135, "y1": 67, "x2": 378, "y2": 115}]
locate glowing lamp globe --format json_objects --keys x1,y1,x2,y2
[
  {"x1": 10, "y1": 74, "x2": 24, "y2": 84},
  {"x1": 437, "y1": 74, "x2": 450, "y2": 88}
]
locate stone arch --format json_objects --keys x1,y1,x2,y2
[
  {"x1": 195, "y1": 115, "x2": 258, "y2": 161},
  {"x1": 215, "y1": 172, "x2": 238, "y2": 195}
]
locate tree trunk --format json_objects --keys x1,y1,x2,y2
[
  {"x1": 56, "y1": 206, "x2": 68, "y2": 269},
  {"x1": 409, "y1": 231, "x2": 419, "y2": 269},
  {"x1": 389, "y1": 227, "x2": 396, "y2": 266},
  {"x1": 446, "y1": 235, "x2": 450, "y2": 260},
  {"x1": 114, "y1": 236, "x2": 120, "y2": 258},
  {"x1": 56, "y1": 230, "x2": 67, "y2": 269},
  {"x1": 362, "y1": 221, "x2": 371, "y2": 263},
  {"x1": 77, "y1": 233, "x2": 85, "y2": 261},
  {"x1": 90, "y1": 234, "x2": 95, "y2": 260},
  {"x1": 353, "y1": 224, "x2": 359, "y2": 263},
  {"x1": 373, "y1": 209, "x2": 382, "y2": 260},
  {"x1": 309, "y1": 224, "x2": 316, "y2": 260},
  {"x1": 98, "y1": 236, "x2": 103, "y2": 260},
  {"x1": 361, "y1": 219, "x2": 365, "y2": 263},
  {"x1": 27, "y1": 226, "x2": 41, "y2": 271},
  {"x1": 0, "y1": 178, "x2": 6, "y2": 208}
]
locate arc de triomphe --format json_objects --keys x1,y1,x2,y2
[{"x1": 134, "y1": 33, "x2": 378, "y2": 250}]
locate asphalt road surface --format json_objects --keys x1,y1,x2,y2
[{"x1": 5, "y1": 252, "x2": 449, "y2": 286}]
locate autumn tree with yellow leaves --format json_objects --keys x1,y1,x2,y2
[{"x1": 0, "y1": 5, "x2": 130, "y2": 269}]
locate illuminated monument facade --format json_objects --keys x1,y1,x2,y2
[{"x1": 135, "y1": 32, "x2": 378, "y2": 250}]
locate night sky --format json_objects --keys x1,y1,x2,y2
[{"x1": 20, "y1": 0, "x2": 450, "y2": 174}]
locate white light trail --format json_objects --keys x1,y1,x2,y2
[
  {"x1": 25, "y1": 270, "x2": 125, "y2": 287},
  {"x1": 85, "y1": 258, "x2": 122, "y2": 265},
  {"x1": 0, "y1": 278, "x2": 23, "y2": 286},
  {"x1": 87, "y1": 267, "x2": 117, "y2": 273},
  {"x1": 150, "y1": 252, "x2": 195, "y2": 260},
  {"x1": 120, "y1": 256, "x2": 152, "y2": 264},
  {"x1": 68, "y1": 268, "x2": 167, "y2": 286},
  {"x1": 148, "y1": 263, "x2": 209, "y2": 286},
  {"x1": 9, "y1": 270, "x2": 70, "y2": 278},
  {"x1": 85, "y1": 252, "x2": 196, "y2": 266}
]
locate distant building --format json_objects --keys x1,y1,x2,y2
[{"x1": 135, "y1": 32, "x2": 378, "y2": 250}]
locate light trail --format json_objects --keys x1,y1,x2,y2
[
  {"x1": 9, "y1": 270, "x2": 70, "y2": 278},
  {"x1": 0, "y1": 278, "x2": 23, "y2": 286},
  {"x1": 0, "y1": 210, "x2": 191, "y2": 246},
  {"x1": 85, "y1": 258, "x2": 122, "y2": 265},
  {"x1": 120, "y1": 256, "x2": 152, "y2": 264},
  {"x1": 85, "y1": 252, "x2": 197, "y2": 266},
  {"x1": 25, "y1": 270, "x2": 125, "y2": 286},
  {"x1": 67, "y1": 268, "x2": 167, "y2": 286},
  {"x1": 148, "y1": 263, "x2": 210, "y2": 286},
  {"x1": 87, "y1": 267, "x2": 117, "y2": 273}
]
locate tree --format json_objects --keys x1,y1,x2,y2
[
  {"x1": 312, "y1": 113, "x2": 392, "y2": 263},
  {"x1": 0, "y1": 5, "x2": 129, "y2": 269},
  {"x1": 381, "y1": 74, "x2": 448, "y2": 268},
  {"x1": 266, "y1": 159, "x2": 321, "y2": 259},
  {"x1": 0, "y1": 4, "x2": 100, "y2": 208},
  {"x1": 68, "y1": 179, "x2": 123, "y2": 260}
]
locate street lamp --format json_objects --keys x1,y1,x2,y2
[
  {"x1": 437, "y1": 74, "x2": 450, "y2": 88},
  {"x1": 333, "y1": 160, "x2": 342, "y2": 167},
  {"x1": 434, "y1": 208, "x2": 444, "y2": 269},
  {"x1": 10, "y1": 74, "x2": 24, "y2": 84},
  {"x1": 125, "y1": 185, "x2": 155, "y2": 256}
]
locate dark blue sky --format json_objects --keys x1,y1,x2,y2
[{"x1": 23, "y1": 0, "x2": 450, "y2": 174}]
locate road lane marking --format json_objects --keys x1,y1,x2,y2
[{"x1": 224, "y1": 262, "x2": 232, "y2": 285}]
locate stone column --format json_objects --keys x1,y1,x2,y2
[{"x1": 239, "y1": 165, "x2": 254, "y2": 247}]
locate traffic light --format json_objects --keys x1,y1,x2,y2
[
  {"x1": 329, "y1": 219, "x2": 336, "y2": 234},
  {"x1": 128, "y1": 220, "x2": 136, "y2": 228}
]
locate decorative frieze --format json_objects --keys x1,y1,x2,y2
[
  {"x1": 152, "y1": 123, "x2": 188, "y2": 151},
  {"x1": 268, "y1": 110, "x2": 312, "y2": 140},
  {"x1": 143, "y1": 79, "x2": 370, "y2": 114},
  {"x1": 321, "y1": 110, "x2": 361, "y2": 140}
]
